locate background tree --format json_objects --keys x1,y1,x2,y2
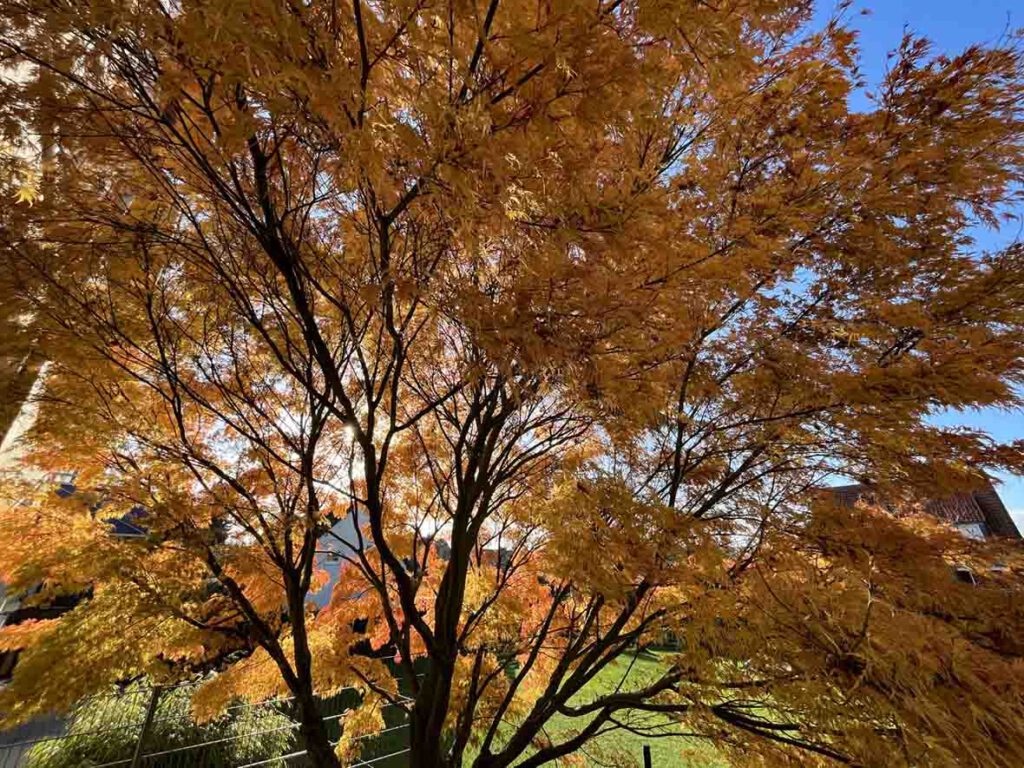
[
  {"x1": 1, "y1": 1, "x2": 1023, "y2": 767},
  {"x1": 23, "y1": 681, "x2": 295, "y2": 768}
]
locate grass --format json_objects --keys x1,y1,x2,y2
[
  {"x1": 510, "y1": 651, "x2": 724, "y2": 768},
  {"x1": 354, "y1": 651, "x2": 726, "y2": 767},
  {"x1": 455, "y1": 651, "x2": 725, "y2": 768}
]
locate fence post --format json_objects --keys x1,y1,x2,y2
[
  {"x1": 643, "y1": 744, "x2": 652, "y2": 768},
  {"x1": 129, "y1": 685, "x2": 162, "y2": 768}
]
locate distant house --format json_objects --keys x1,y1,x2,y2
[
  {"x1": 830, "y1": 480, "x2": 1021, "y2": 540},
  {"x1": 310, "y1": 513, "x2": 363, "y2": 608}
]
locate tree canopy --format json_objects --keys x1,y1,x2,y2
[{"x1": 1, "y1": 1, "x2": 1024, "y2": 767}]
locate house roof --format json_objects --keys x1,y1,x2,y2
[
  {"x1": 829, "y1": 481, "x2": 1021, "y2": 539},
  {"x1": 104, "y1": 506, "x2": 147, "y2": 537},
  {"x1": 924, "y1": 494, "x2": 986, "y2": 525},
  {"x1": 50, "y1": 481, "x2": 149, "y2": 538}
]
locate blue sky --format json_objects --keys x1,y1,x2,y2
[{"x1": 812, "y1": 1, "x2": 1024, "y2": 526}]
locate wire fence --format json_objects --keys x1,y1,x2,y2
[{"x1": 0, "y1": 665, "x2": 418, "y2": 768}]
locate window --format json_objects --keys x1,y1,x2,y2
[
  {"x1": 0, "y1": 649, "x2": 19, "y2": 682},
  {"x1": 954, "y1": 566, "x2": 976, "y2": 585},
  {"x1": 955, "y1": 522, "x2": 987, "y2": 541}
]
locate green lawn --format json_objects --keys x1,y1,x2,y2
[
  {"x1": 454, "y1": 651, "x2": 724, "y2": 768},
  {"x1": 509, "y1": 651, "x2": 724, "y2": 768},
  {"x1": 356, "y1": 651, "x2": 726, "y2": 767}
]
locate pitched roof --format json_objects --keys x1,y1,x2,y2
[
  {"x1": 829, "y1": 482, "x2": 1020, "y2": 539},
  {"x1": 924, "y1": 494, "x2": 986, "y2": 525}
]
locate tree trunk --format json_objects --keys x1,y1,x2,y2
[
  {"x1": 409, "y1": 660, "x2": 456, "y2": 768},
  {"x1": 284, "y1": 574, "x2": 340, "y2": 768},
  {"x1": 409, "y1": 716, "x2": 446, "y2": 768},
  {"x1": 295, "y1": 685, "x2": 340, "y2": 768}
]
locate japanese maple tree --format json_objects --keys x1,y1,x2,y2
[{"x1": 1, "y1": 1, "x2": 1024, "y2": 767}]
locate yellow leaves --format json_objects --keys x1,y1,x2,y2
[
  {"x1": 543, "y1": 475, "x2": 720, "y2": 596},
  {"x1": 192, "y1": 647, "x2": 291, "y2": 723},
  {"x1": 14, "y1": 173, "x2": 39, "y2": 205},
  {"x1": 0, "y1": 619, "x2": 57, "y2": 652},
  {"x1": 334, "y1": 698, "x2": 386, "y2": 764},
  {"x1": 503, "y1": 183, "x2": 541, "y2": 222},
  {"x1": 222, "y1": 545, "x2": 289, "y2": 618},
  {"x1": 669, "y1": 498, "x2": 1024, "y2": 767},
  {"x1": 191, "y1": 620, "x2": 399, "y2": 723},
  {"x1": 0, "y1": 1, "x2": 1022, "y2": 764},
  {"x1": 0, "y1": 584, "x2": 160, "y2": 727},
  {"x1": 0, "y1": 481, "x2": 108, "y2": 591},
  {"x1": 0, "y1": 138, "x2": 39, "y2": 206}
]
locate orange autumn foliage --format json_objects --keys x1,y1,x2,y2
[{"x1": 1, "y1": 1, "x2": 1024, "y2": 767}]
